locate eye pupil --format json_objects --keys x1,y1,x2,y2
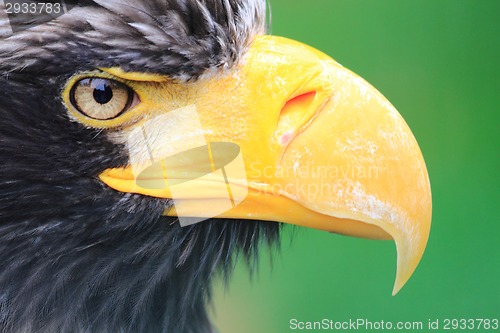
[{"x1": 93, "y1": 82, "x2": 114, "y2": 105}]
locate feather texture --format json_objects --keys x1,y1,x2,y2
[
  {"x1": 0, "y1": 0, "x2": 267, "y2": 78},
  {"x1": 0, "y1": 1, "x2": 280, "y2": 332}
]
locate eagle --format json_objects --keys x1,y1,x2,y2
[{"x1": 0, "y1": 1, "x2": 431, "y2": 332}]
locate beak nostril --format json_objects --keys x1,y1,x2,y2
[
  {"x1": 275, "y1": 91, "x2": 317, "y2": 146},
  {"x1": 282, "y1": 91, "x2": 317, "y2": 115}
]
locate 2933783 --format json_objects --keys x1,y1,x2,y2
[
  {"x1": 5, "y1": 2, "x2": 63, "y2": 15},
  {"x1": 443, "y1": 318, "x2": 499, "y2": 330}
]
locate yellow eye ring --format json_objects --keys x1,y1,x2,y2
[{"x1": 69, "y1": 78, "x2": 139, "y2": 120}]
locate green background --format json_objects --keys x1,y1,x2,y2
[{"x1": 213, "y1": 1, "x2": 499, "y2": 332}]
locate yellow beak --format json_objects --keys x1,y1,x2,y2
[{"x1": 99, "y1": 35, "x2": 432, "y2": 295}]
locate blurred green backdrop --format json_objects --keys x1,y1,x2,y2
[{"x1": 213, "y1": 1, "x2": 499, "y2": 332}]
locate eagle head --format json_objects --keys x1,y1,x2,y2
[{"x1": 0, "y1": 1, "x2": 431, "y2": 332}]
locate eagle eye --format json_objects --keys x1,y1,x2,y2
[{"x1": 69, "y1": 78, "x2": 138, "y2": 120}]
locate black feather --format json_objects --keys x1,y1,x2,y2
[
  {"x1": 0, "y1": 0, "x2": 266, "y2": 79},
  {"x1": 0, "y1": 1, "x2": 279, "y2": 332}
]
